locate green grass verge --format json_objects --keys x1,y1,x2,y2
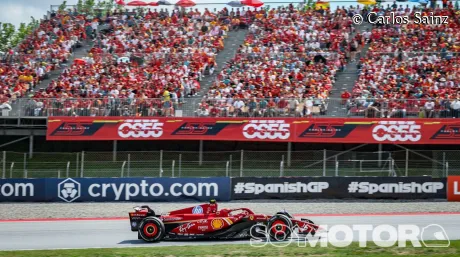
[{"x1": 0, "y1": 241, "x2": 458, "y2": 257}]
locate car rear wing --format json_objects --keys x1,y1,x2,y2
[{"x1": 129, "y1": 205, "x2": 156, "y2": 231}]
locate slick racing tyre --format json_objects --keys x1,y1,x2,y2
[
  {"x1": 267, "y1": 214, "x2": 293, "y2": 241},
  {"x1": 138, "y1": 217, "x2": 165, "y2": 242}
]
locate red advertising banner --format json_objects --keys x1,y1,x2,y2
[
  {"x1": 46, "y1": 117, "x2": 460, "y2": 144},
  {"x1": 447, "y1": 176, "x2": 460, "y2": 201}
]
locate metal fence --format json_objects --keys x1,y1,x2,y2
[
  {"x1": 1, "y1": 149, "x2": 456, "y2": 179},
  {"x1": 3, "y1": 97, "x2": 460, "y2": 119}
]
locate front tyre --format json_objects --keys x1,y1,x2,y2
[
  {"x1": 267, "y1": 214, "x2": 293, "y2": 241},
  {"x1": 138, "y1": 217, "x2": 165, "y2": 242}
]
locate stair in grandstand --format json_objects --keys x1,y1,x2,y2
[
  {"x1": 183, "y1": 29, "x2": 249, "y2": 117},
  {"x1": 10, "y1": 36, "x2": 94, "y2": 117},
  {"x1": 327, "y1": 21, "x2": 372, "y2": 117}
]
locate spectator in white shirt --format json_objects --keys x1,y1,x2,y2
[{"x1": 424, "y1": 99, "x2": 435, "y2": 118}]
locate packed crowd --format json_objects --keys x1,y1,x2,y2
[
  {"x1": 0, "y1": 12, "x2": 88, "y2": 104},
  {"x1": 196, "y1": 4, "x2": 359, "y2": 117},
  {"x1": 345, "y1": 4, "x2": 460, "y2": 118},
  {"x1": 4, "y1": 3, "x2": 460, "y2": 119},
  {"x1": 31, "y1": 8, "x2": 229, "y2": 117}
]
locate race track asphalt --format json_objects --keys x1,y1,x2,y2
[{"x1": 0, "y1": 214, "x2": 458, "y2": 250}]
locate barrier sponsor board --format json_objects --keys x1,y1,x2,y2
[
  {"x1": 0, "y1": 177, "x2": 230, "y2": 202},
  {"x1": 0, "y1": 177, "x2": 448, "y2": 202},
  {"x1": 232, "y1": 177, "x2": 447, "y2": 200},
  {"x1": 47, "y1": 117, "x2": 460, "y2": 144},
  {"x1": 447, "y1": 176, "x2": 460, "y2": 201}
]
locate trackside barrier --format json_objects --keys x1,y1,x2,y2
[
  {"x1": 0, "y1": 177, "x2": 231, "y2": 202},
  {"x1": 231, "y1": 177, "x2": 447, "y2": 200},
  {"x1": 0, "y1": 177, "x2": 453, "y2": 202},
  {"x1": 447, "y1": 176, "x2": 460, "y2": 201}
]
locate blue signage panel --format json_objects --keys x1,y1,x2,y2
[{"x1": 0, "y1": 177, "x2": 231, "y2": 202}]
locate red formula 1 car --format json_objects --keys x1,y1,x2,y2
[{"x1": 129, "y1": 200, "x2": 319, "y2": 242}]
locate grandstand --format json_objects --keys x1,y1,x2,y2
[{"x1": 0, "y1": 0, "x2": 459, "y2": 179}]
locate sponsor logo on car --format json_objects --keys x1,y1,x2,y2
[
  {"x1": 58, "y1": 178, "x2": 81, "y2": 202},
  {"x1": 130, "y1": 213, "x2": 147, "y2": 217},
  {"x1": 192, "y1": 206, "x2": 203, "y2": 214},
  {"x1": 163, "y1": 217, "x2": 183, "y2": 222},
  {"x1": 211, "y1": 219, "x2": 225, "y2": 230},
  {"x1": 197, "y1": 226, "x2": 209, "y2": 231},
  {"x1": 178, "y1": 223, "x2": 195, "y2": 233}
]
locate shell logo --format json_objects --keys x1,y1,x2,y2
[{"x1": 211, "y1": 219, "x2": 224, "y2": 230}]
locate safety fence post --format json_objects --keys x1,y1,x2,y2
[
  {"x1": 66, "y1": 161, "x2": 70, "y2": 178},
  {"x1": 172, "y1": 160, "x2": 175, "y2": 178},
  {"x1": 323, "y1": 149, "x2": 326, "y2": 176},
  {"x1": 226, "y1": 161, "x2": 229, "y2": 177},
  {"x1": 159, "y1": 150, "x2": 163, "y2": 177},
  {"x1": 127, "y1": 154, "x2": 131, "y2": 177},
  {"x1": 287, "y1": 142, "x2": 292, "y2": 167},
  {"x1": 229, "y1": 154, "x2": 233, "y2": 175},
  {"x1": 10, "y1": 162, "x2": 14, "y2": 178},
  {"x1": 335, "y1": 161, "x2": 339, "y2": 176},
  {"x1": 178, "y1": 154, "x2": 182, "y2": 178},
  {"x1": 405, "y1": 149, "x2": 409, "y2": 177},
  {"x1": 80, "y1": 151, "x2": 85, "y2": 177},
  {"x1": 76, "y1": 152, "x2": 79, "y2": 177},
  {"x1": 442, "y1": 152, "x2": 446, "y2": 177},
  {"x1": 23, "y1": 153, "x2": 27, "y2": 178},
  {"x1": 240, "y1": 150, "x2": 244, "y2": 177},
  {"x1": 2, "y1": 151, "x2": 5, "y2": 179},
  {"x1": 121, "y1": 161, "x2": 126, "y2": 177},
  {"x1": 280, "y1": 161, "x2": 284, "y2": 177}
]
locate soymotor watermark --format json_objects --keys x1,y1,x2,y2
[{"x1": 250, "y1": 223, "x2": 450, "y2": 248}]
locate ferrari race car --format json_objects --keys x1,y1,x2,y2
[{"x1": 129, "y1": 200, "x2": 319, "y2": 242}]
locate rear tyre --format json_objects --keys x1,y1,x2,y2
[
  {"x1": 267, "y1": 214, "x2": 293, "y2": 241},
  {"x1": 138, "y1": 217, "x2": 165, "y2": 242}
]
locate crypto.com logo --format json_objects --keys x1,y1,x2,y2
[
  {"x1": 250, "y1": 223, "x2": 450, "y2": 248},
  {"x1": 58, "y1": 178, "x2": 81, "y2": 203}
]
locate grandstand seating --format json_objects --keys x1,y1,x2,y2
[
  {"x1": 30, "y1": 8, "x2": 228, "y2": 117},
  {"x1": 0, "y1": 12, "x2": 87, "y2": 100},
  {"x1": 1, "y1": 4, "x2": 459, "y2": 119},
  {"x1": 348, "y1": 6, "x2": 460, "y2": 118},
  {"x1": 196, "y1": 5, "x2": 359, "y2": 117}
]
